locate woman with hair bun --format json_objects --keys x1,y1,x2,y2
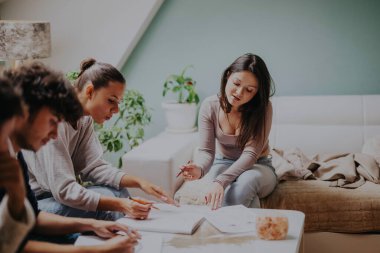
[{"x1": 24, "y1": 58, "x2": 174, "y2": 221}]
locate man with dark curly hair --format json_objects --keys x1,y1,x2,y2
[
  {"x1": 5, "y1": 62, "x2": 83, "y2": 151},
  {"x1": 2, "y1": 62, "x2": 138, "y2": 253}
]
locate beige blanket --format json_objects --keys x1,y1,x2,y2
[{"x1": 271, "y1": 148, "x2": 380, "y2": 188}]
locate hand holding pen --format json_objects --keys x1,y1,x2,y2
[
  {"x1": 129, "y1": 197, "x2": 159, "y2": 210},
  {"x1": 123, "y1": 197, "x2": 153, "y2": 220},
  {"x1": 177, "y1": 161, "x2": 202, "y2": 181}
]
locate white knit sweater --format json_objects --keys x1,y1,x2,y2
[{"x1": 23, "y1": 116, "x2": 125, "y2": 211}]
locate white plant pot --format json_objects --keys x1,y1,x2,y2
[{"x1": 162, "y1": 101, "x2": 198, "y2": 133}]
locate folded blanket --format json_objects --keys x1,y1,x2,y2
[{"x1": 271, "y1": 148, "x2": 380, "y2": 188}]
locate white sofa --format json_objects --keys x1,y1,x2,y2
[
  {"x1": 269, "y1": 95, "x2": 380, "y2": 156},
  {"x1": 122, "y1": 95, "x2": 380, "y2": 253},
  {"x1": 264, "y1": 95, "x2": 380, "y2": 253}
]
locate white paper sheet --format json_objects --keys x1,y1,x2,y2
[
  {"x1": 120, "y1": 204, "x2": 256, "y2": 234},
  {"x1": 117, "y1": 205, "x2": 205, "y2": 234},
  {"x1": 205, "y1": 205, "x2": 257, "y2": 233}
]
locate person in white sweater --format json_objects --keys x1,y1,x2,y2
[
  {"x1": 24, "y1": 58, "x2": 174, "y2": 221},
  {"x1": 0, "y1": 76, "x2": 34, "y2": 253}
]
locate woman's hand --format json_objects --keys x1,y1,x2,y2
[
  {"x1": 90, "y1": 220, "x2": 141, "y2": 239},
  {"x1": 179, "y1": 163, "x2": 202, "y2": 181},
  {"x1": 120, "y1": 197, "x2": 153, "y2": 220},
  {"x1": 205, "y1": 182, "x2": 224, "y2": 210},
  {"x1": 138, "y1": 180, "x2": 176, "y2": 204}
]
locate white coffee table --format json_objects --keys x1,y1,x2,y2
[{"x1": 145, "y1": 208, "x2": 304, "y2": 253}]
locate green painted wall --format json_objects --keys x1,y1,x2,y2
[{"x1": 122, "y1": 0, "x2": 380, "y2": 140}]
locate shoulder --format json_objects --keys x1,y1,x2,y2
[
  {"x1": 266, "y1": 100, "x2": 273, "y2": 116},
  {"x1": 80, "y1": 116, "x2": 94, "y2": 127},
  {"x1": 203, "y1": 95, "x2": 219, "y2": 104},
  {"x1": 200, "y1": 95, "x2": 219, "y2": 113},
  {"x1": 63, "y1": 116, "x2": 93, "y2": 131}
]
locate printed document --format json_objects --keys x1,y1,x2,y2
[{"x1": 117, "y1": 204, "x2": 205, "y2": 235}]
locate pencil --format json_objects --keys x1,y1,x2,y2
[{"x1": 128, "y1": 197, "x2": 160, "y2": 210}]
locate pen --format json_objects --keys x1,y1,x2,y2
[
  {"x1": 176, "y1": 168, "x2": 185, "y2": 178},
  {"x1": 176, "y1": 161, "x2": 191, "y2": 178},
  {"x1": 128, "y1": 197, "x2": 159, "y2": 210}
]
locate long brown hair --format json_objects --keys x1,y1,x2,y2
[{"x1": 219, "y1": 53, "x2": 275, "y2": 149}]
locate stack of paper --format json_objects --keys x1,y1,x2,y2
[
  {"x1": 117, "y1": 204, "x2": 205, "y2": 235},
  {"x1": 75, "y1": 204, "x2": 259, "y2": 253}
]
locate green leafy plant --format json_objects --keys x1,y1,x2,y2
[
  {"x1": 66, "y1": 71, "x2": 79, "y2": 82},
  {"x1": 66, "y1": 71, "x2": 151, "y2": 168},
  {"x1": 96, "y1": 89, "x2": 151, "y2": 167},
  {"x1": 163, "y1": 65, "x2": 200, "y2": 104}
]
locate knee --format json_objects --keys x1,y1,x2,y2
[
  {"x1": 119, "y1": 188, "x2": 130, "y2": 198},
  {"x1": 96, "y1": 210, "x2": 121, "y2": 221},
  {"x1": 38, "y1": 198, "x2": 66, "y2": 213},
  {"x1": 87, "y1": 186, "x2": 118, "y2": 198},
  {"x1": 206, "y1": 164, "x2": 229, "y2": 179},
  {"x1": 235, "y1": 170, "x2": 263, "y2": 192}
]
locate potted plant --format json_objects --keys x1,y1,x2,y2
[
  {"x1": 162, "y1": 65, "x2": 200, "y2": 133},
  {"x1": 95, "y1": 89, "x2": 151, "y2": 167}
]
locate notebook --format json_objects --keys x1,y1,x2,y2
[
  {"x1": 204, "y1": 205, "x2": 256, "y2": 233},
  {"x1": 117, "y1": 204, "x2": 205, "y2": 235}
]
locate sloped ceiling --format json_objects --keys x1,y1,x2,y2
[{"x1": 0, "y1": 0, "x2": 163, "y2": 71}]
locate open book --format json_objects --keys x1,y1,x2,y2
[
  {"x1": 117, "y1": 204, "x2": 256, "y2": 234},
  {"x1": 117, "y1": 204, "x2": 205, "y2": 235}
]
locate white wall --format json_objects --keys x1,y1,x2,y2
[{"x1": 0, "y1": 0, "x2": 163, "y2": 72}]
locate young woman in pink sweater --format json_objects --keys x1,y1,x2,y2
[{"x1": 179, "y1": 53, "x2": 277, "y2": 210}]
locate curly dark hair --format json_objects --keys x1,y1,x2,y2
[
  {"x1": 0, "y1": 76, "x2": 23, "y2": 126},
  {"x1": 219, "y1": 53, "x2": 275, "y2": 149},
  {"x1": 4, "y1": 62, "x2": 83, "y2": 126}
]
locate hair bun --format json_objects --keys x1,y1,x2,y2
[{"x1": 80, "y1": 58, "x2": 97, "y2": 72}]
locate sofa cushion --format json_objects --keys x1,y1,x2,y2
[
  {"x1": 260, "y1": 180, "x2": 380, "y2": 233},
  {"x1": 362, "y1": 135, "x2": 380, "y2": 166}
]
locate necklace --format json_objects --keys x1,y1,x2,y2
[{"x1": 226, "y1": 112, "x2": 240, "y2": 131}]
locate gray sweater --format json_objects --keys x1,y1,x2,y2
[
  {"x1": 195, "y1": 95, "x2": 272, "y2": 188},
  {"x1": 24, "y1": 116, "x2": 125, "y2": 212}
]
